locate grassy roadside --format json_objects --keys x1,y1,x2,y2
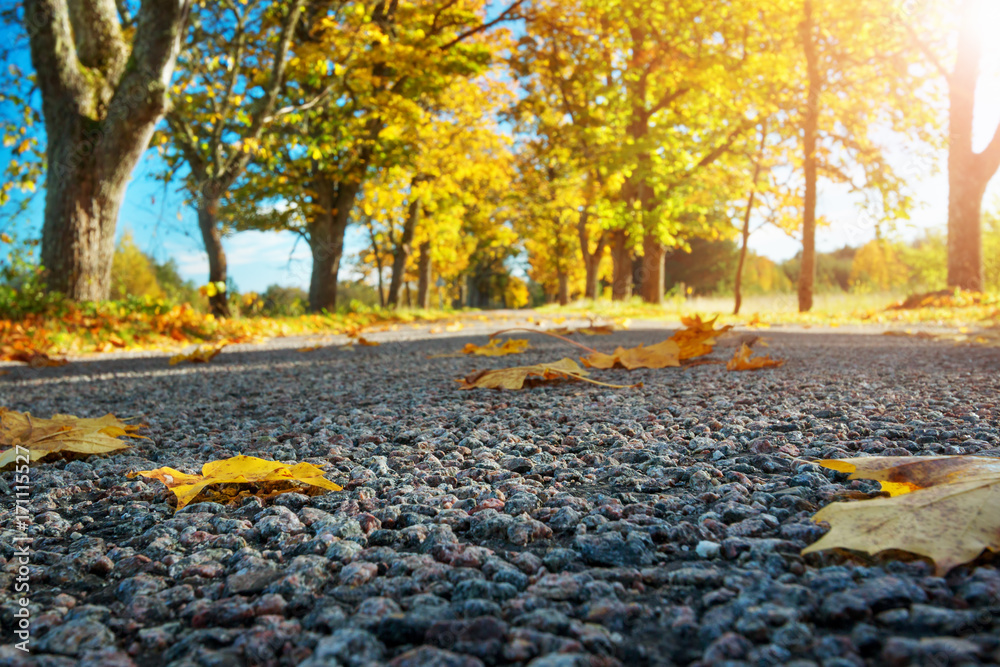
[{"x1": 539, "y1": 290, "x2": 1000, "y2": 330}]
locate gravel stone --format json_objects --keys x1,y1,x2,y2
[{"x1": 5, "y1": 326, "x2": 1000, "y2": 665}]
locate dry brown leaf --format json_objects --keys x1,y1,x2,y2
[
  {"x1": 581, "y1": 340, "x2": 680, "y2": 370},
  {"x1": 8, "y1": 350, "x2": 69, "y2": 368},
  {"x1": 463, "y1": 338, "x2": 531, "y2": 356},
  {"x1": 169, "y1": 343, "x2": 226, "y2": 365},
  {"x1": 297, "y1": 345, "x2": 324, "y2": 352},
  {"x1": 355, "y1": 337, "x2": 380, "y2": 346},
  {"x1": 803, "y1": 456, "x2": 1000, "y2": 574},
  {"x1": 0, "y1": 408, "x2": 146, "y2": 468},
  {"x1": 459, "y1": 358, "x2": 589, "y2": 390},
  {"x1": 131, "y1": 454, "x2": 342, "y2": 510},
  {"x1": 726, "y1": 343, "x2": 784, "y2": 371}
]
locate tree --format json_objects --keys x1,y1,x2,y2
[
  {"x1": 110, "y1": 232, "x2": 163, "y2": 300},
  {"x1": 24, "y1": 0, "x2": 191, "y2": 300},
  {"x1": 238, "y1": 0, "x2": 524, "y2": 312},
  {"x1": 907, "y1": 1, "x2": 1000, "y2": 290},
  {"x1": 788, "y1": 0, "x2": 936, "y2": 311},
  {"x1": 161, "y1": 0, "x2": 307, "y2": 316}
]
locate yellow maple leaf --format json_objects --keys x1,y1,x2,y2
[
  {"x1": 131, "y1": 454, "x2": 343, "y2": 510},
  {"x1": 0, "y1": 409, "x2": 146, "y2": 468},
  {"x1": 803, "y1": 456, "x2": 1000, "y2": 574},
  {"x1": 726, "y1": 343, "x2": 784, "y2": 371},
  {"x1": 581, "y1": 340, "x2": 680, "y2": 370},
  {"x1": 169, "y1": 344, "x2": 226, "y2": 365},
  {"x1": 458, "y1": 358, "x2": 638, "y2": 391},
  {"x1": 458, "y1": 358, "x2": 588, "y2": 390},
  {"x1": 462, "y1": 338, "x2": 531, "y2": 356}
]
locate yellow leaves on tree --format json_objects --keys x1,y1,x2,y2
[
  {"x1": 0, "y1": 408, "x2": 146, "y2": 468},
  {"x1": 170, "y1": 343, "x2": 226, "y2": 365},
  {"x1": 132, "y1": 455, "x2": 342, "y2": 510},
  {"x1": 803, "y1": 456, "x2": 1000, "y2": 574},
  {"x1": 726, "y1": 343, "x2": 784, "y2": 371}
]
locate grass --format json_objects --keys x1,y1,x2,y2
[{"x1": 539, "y1": 290, "x2": 1000, "y2": 330}]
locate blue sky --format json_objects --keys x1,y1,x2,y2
[{"x1": 3, "y1": 4, "x2": 1000, "y2": 294}]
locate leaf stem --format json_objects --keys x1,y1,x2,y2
[{"x1": 489, "y1": 327, "x2": 600, "y2": 355}]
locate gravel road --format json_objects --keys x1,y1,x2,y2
[{"x1": 2, "y1": 324, "x2": 1000, "y2": 667}]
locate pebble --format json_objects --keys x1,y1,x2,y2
[{"x1": 5, "y1": 328, "x2": 1000, "y2": 666}]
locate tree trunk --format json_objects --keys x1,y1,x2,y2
[
  {"x1": 734, "y1": 125, "x2": 767, "y2": 316},
  {"x1": 610, "y1": 230, "x2": 632, "y2": 300},
  {"x1": 798, "y1": 0, "x2": 820, "y2": 313},
  {"x1": 197, "y1": 195, "x2": 230, "y2": 317},
  {"x1": 308, "y1": 177, "x2": 358, "y2": 312},
  {"x1": 387, "y1": 183, "x2": 424, "y2": 307},
  {"x1": 39, "y1": 142, "x2": 124, "y2": 301},
  {"x1": 366, "y1": 223, "x2": 386, "y2": 307},
  {"x1": 405, "y1": 282, "x2": 412, "y2": 307},
  {"x1": 557, "y1": 271, "x2": 569, "y2": 306},
  {"x1": 639, "y1": 236, "x2": 665, "y2": 304},
  {"x1": 28, "y1": 0, "x2": 191, "y2": 300},
  {"x1": 946, "y1": 0, "x2": 1000, "y2": 291},
  {"x1": 577, "y1": 184, "x2": 606, "y2": 300},
  {"x1": 416, "y1": 240, "x2": 432, "y2": 309}
]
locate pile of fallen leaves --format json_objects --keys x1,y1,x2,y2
[{"x1": 0, "y1": 301, "x2": 466, "y2": 366}]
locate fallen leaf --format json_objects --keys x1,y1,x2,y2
[
  {"x1": 458, "y1": 358, "x2": 636, "y2": 390},
  {"x1": 462, "y1": 339, "x2": 531, "y2": 356},
  {"x1": 297, "y1": 345, "x2": 324, "y2": 352},
  {"x1": 672, "y1": 315, "x2": 733, "y2": 360},
  {"x1": 355, "y1": 337, "x2": 380, "y2": 346},
  {"x1": 131, "y1": 454, "x2": 343, "y2": 510},
  {"x1": 169, "y1": 343, "x2": 226, "y2": 365},
  {"x1": 581, "y1": 340, "x2": 680, "y2": 370},
  {"x1": 579, "y1": 325, "x2": 615, "y2": 335},
  {"x1": 0, "y1": 409, "x2": 146, "y2": 467},
  {"x1": 7, "y1": 350, "x2": 68, "y2": 368},
  {"x1": 0, "y1": 370, "x2": 8, "y2": 376},
  {"x1": 726, "y1": 343, "x2": 784, "y2": 371},
  {"x1": 444, "y1": 322, "x2": 464, "y2": 332},
  {"x1": 802, "y1": 456, "x2": 1000, "y2": 574}
]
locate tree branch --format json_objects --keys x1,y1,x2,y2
[
  {"x1": 24, "y1": 0, "x2": 88, "y2": 107},
  {"x1": 440, "y1": 0, "x2": 526, "y2": 50},
  {"x1": 220, "y1": 0, "x2": 307, "y2": 187}
]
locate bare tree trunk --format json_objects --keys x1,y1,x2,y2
[
  {"x1": 197, "y1": 195, "x2": 230, "y2": 316},
  {"x1": 557, "y1": 270, "x2": 569, "y2": 306},
  {"x1": 798, "y1": 0, "x2": 820, "y2": 313},
  {"x1": 416, "y1": 240, "x2": 432, "y2": 309},
  {"x1": 577, "y1": 208, "x2": 606, "y2": 300},
  {"x1": 29, "y1": 0, "x2": 191, "y2": 300},
  {"x1": 946, "y1": 0, "x2": 1000, "y2": 290},
  {"x1": 405, "y1": 282, "x2": 412, "y2": 307},
  {"x1": 308, "y1": 177, "x2": 358, "y2": 312},
  {"x1": 387, "y1": 182, "x2": 424, "y2": 307},
  {"x1": 610, "y1": 230, "x2": 632, "y2": 300},
  {"x1": 639, "y1": 236, "x2": 665, "y2": 304},
  {"x1": 734, "y1": 126, "x2": 767, "y2": 315},
  {"x1": 366, "y1": 222, "x2": 385, "y2": 307}
]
